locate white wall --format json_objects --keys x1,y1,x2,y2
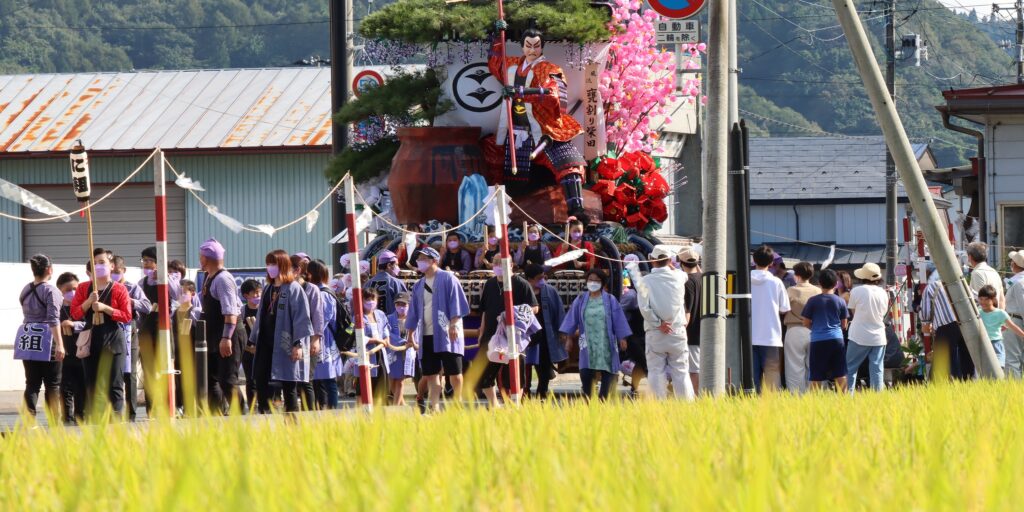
[
  {"x1": 751, "y1": 204, "x2": 836, "y2": 244},
  {"x1": 987, "y1": 122, "x2": 1024, "y2": 262},
  {"x1": 0, "y1": 263, "x2": 145, "y2": 391}
]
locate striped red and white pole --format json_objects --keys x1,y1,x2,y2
[
  {"x1": 495, "y1": 186, "x2": 521, "y2": 404},
  {"x1": 344, "y1": 175, "x2": 373, "y2": 410},
  {"x1": 153, "y1": 149, "x2": 176, "y2": 415}
]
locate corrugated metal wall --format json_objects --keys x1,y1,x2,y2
[
  {"x1": 0, "y1": 152, "x2": 333, "y2": 268},
  {"x1": 170, "y1": 153, "x2": 333, "y2": 268}
]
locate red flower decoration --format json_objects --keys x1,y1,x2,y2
[
  {"x1": 641, "y1": 171, "x2": 670, "y2": 200},
  {"x1": 596, "y1": 157, "x2": 623, "y2": 180},
  {"x1": 614, "y1": 183, "x2": 637, "y2": 206},
  {"x1": 626, "y1": 211, "x2": 649, "y2": 230},
  {"x1": 640, "y1": 200, "x2": 668, "y2": 223},
  {"x1": 603, "y1": 201, "x2": 627, "y2": 222},
  {"x1": 636, "y1": 152, "x2": 656, "y2": 173},
  {"x1": 591, "y1": 179, "x2": 617, "y2": 202}
]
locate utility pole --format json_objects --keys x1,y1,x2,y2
[
  {"x1": 330, "y1": 0, "x2": 355, "y2": 272},
  {"x1": 884, "y1": 0, "x2": 898, "y2": 286},
  {"x1": 1017, "y1": 0, "x2": 1023, "y2": 83},
  {"x1": 832, "y1": 0, "x2": 1004, "y2": 379},
  {"x1": 699, "y1": 0, "x2": 729, "y2": 396}
]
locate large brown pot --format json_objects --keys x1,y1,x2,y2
[{"x1": 388, "y1": 126, "x2": 484, "y2": 225}]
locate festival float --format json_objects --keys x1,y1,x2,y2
[{"x1": 326, "y1": 0, "x2": 704, "y2": 315}]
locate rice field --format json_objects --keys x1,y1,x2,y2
[{"x1": 1, "y1": 380, "x2": 1022, "y2": 511}]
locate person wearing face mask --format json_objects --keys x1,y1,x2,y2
[
  {"x1": 307, "y1": 260, "x2": 343, "y2": 410},
  {"x1": 57, "y1": 272, "x2": 87, "y2": 424},
  {"x1": 137, "y1": 246, "x2": 182, "y2": 414},
  {"x1": 197, "y1": 238, "x2": 246, "y2": 414},
  {"x1": 341, "y1": 288, "x2": 391, "y2": 403},
  {"x1": 367, "y1": 250, "x2": 409, "y2": 316},
  {"x1": 522, "y1": 264, "x2": 567, "y2": 400},
  {"x1": 18, "y1": 254, "x2": 66, "y2": 419},
  {"x1": 553, "y1": 218, "x2": 596, "y2": 271},
  {"x1": 560, "y1": 269, "x2": 631, "y2": 400},
  {"x1": 474, "y1": 225, "x2": 502, "y2": 271},
  {"x1": 247, "y1": 250, "x2": 314, "y2": 414},
  {"x1": 290, "y1": 254, "x2": 323, "y2": 410},
  {"x1": 514, "y1": 225, "x2": 552, "y2": 269},
  {"x1": 71, "y1": 248, "x2": 133, "y2": 417},
  {"x1": 386, "y1": 293, "x2": 416, "y2": 406},
  {"x1": 472, "y1": 257, "x2": 538, "y2": 407},
  {"x1": 405, "y1": 247, "x2": 471, "y2": 412},
  {"x1": 239, "y1": 279, "x2": 263, "y2": 409},
  {"x1": 441, "y1": 234, "x2": 473, "y2": 274},
  {"x1": 111, "y1": 255, "x2": 151, "y2": 421}
]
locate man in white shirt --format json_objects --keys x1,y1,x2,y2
[
  {"x1": 639, "y1": 246, "x2": 695, "y2": 400},
  {"x1": 750, "y1": 245, "x2": 790, "y2": 393},
  {"x1": 967, "y1": 242, "x2": 1004, "y2": 308},
  {"x1": 847, "y1": 262, "x2": 890, "y2": 392},
  {"x1": 1003, "y1": 251, "x2": 1024, "y2": 378}
]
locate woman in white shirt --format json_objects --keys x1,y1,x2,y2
[{"x1": 846, "y1": 263, "x2": 890, "y2": 392}]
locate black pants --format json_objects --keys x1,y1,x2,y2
[
  {"x1": 281, "y1": 381, "x2": 303, "y2": 413},
  {"x1": 124, "y1": 332, "x2": 140, "y2": 420},
  {"x1": 62, "y1": 359, "x2": 86, "y2": 422},
  {"x1": 208, "y1": 337, "x2": 245, "y2": 414},
  {"x1": 242, "y1": 351, "x2": 256, "y2": 408},
  {"x1": 935, "y1": 322, "x2": 976, "y2": 380},
  {"x1": 300, "y1": 381, "x2": 315, "y2": 411},
  {"x1": 83, "y1": 347, "x2": 125, "y2": 415},
  {"x1": 24, "y1": 360, "x2": 62, "y2": 417},
  {"x1": 534, "y1": 344, "x2": 554, "y2": 399},
  {"x1": 580, "y1": 368, "x2": 615, "y2": 400}
]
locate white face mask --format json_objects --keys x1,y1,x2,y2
[{"x1": 586, "y1": 281, "x2": 602, "y2": 293}]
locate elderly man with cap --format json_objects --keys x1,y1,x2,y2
[
  {"x1": 679, "y1": 247, "x2": 702, "y2": 390},
  {"x1": 367, "y1": 250, "x2": 408, "y2": 316},
  {"x1": 638, "y1": 245, "x2": 695, "y2": 400},
  {"x1": 405, "y1": 246, "x2": 470, "y2": 411},
  {"x1": 1002, "y1": 251, "x2": 1024, "y2": 378},
  {"x1": 197, "y1": 238, "x2": 246, "y2": 413}
]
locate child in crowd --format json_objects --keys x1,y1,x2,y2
[
  {"x1": 801, "y1": 269, "x2": 849, "y2": 392},
  {"x1": 978, "y1": 284, "x2": 1024, "y2": 369}
]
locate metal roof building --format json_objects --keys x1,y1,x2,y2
[{"x1": 0, "y1": 67, "x2": 384, "y2": 267}]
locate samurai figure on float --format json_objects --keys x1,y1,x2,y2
[{"x1": 489, "y1": 23, "x2": 588, "y2": 222}]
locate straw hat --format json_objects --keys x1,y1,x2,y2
[{"x1": 853, "y1": 262, "x2": 883, "y2": 281}]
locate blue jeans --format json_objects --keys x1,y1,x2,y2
[
  {"x1": 579, "y1": 368, "x2": 615, "y2": 400},
  {"x1": 993, "y1": 341, "x2": 1006, "y2": 367},
  {"x1": 846, "y1": 341, "x2": 884, "y2": 392},
  {"x1": 752, "y1": 346, "x2": 782, "y2": 393},
  {"x1": 313, "y1": 379, "x2": 339, "y2": 410}
]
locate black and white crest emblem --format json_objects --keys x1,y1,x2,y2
[{"x1": 452, "y1": 62, "x2": 503, "y2": 113}]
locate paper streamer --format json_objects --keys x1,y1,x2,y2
[
  {"x1": 252, "y1": 224, "x2": 277, "y2": 237},
  {"x1": 305, "y1": 210, "x2": 319, "y2": 233},
  {"x1": 207, "y1": 205, "x2": 245, "y2": 234},
  {"x1": 545, "y1": 249, "x2": 585, "y2": 268},
  {"x1": 0, "y1": 178, "x2": 71, "y2": 222},
  {"x1": 174, "y1": 175, "x2": 205, "y2": 191},
  {"x1": 821, "y1": 245, "x2": 836, "y2": 270}
]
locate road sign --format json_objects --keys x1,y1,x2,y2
[
  {"x1": 648, "y1": 0, "x2": 706, "y2": 19},
  {"x1": 352, "y1": 70, "x2": 384, "y2": 98},
  {"x1": 656, "y1": 19, "x2": 701, "y2": 45}
]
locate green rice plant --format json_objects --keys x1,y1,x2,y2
[{"x1": 1, "y1": 380, "x2": 1022, "y2": 511}]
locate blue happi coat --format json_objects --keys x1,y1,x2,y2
[
  {"x1": 405, "y1": 269, "x2": 470, "y2": 356},
  {"x1": 313, "y1": 286, "x2": 343, "y2": 380},
  {"x1": 525, "y1": 283, "x2": 568, "y2": 365},
  {"x1": 559, "y1": 291, "x2": 632, "y2": 373},
  {"x1": 302, "y1": 281, "x2": 326, "y2": 338},
  {"x1": 248, "y1": 281, "x2": 314, "y2": 382},
  {"x1": 358, "y1": 308, "x2": 390, "y2": 378},
  {"x1": 387, "y1": 312, "x2": 417, "y2": 378}
]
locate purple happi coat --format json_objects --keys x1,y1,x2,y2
[
  {"x1": 405, "y1": 269, "x2": 470, "y2": 356},
  {"x1": 248, "y1": 281, "x2": 314, "y2": 382},
  {"x1": 559, "y1": 291, "x2": 632, "y2": 373}
]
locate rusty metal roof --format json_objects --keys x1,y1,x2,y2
[{"x1": 0, "y1": 67, "x2": 363, "y2": 154}]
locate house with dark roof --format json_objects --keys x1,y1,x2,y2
[{"x1": 748, "y1": 136, "x2": 941, "y2": 267}]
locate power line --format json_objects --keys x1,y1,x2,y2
[{"x1": 16, "y1": 19, "x2": 344, "y2": 31}]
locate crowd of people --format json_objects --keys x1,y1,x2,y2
[{"x1": 15, "y1": 227, "x2": 1018, "y2": 421}]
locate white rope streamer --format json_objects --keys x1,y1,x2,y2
[
  {"x1": 164, "y1": 158, "x2": 344, "y2": 235},
  {"x1": 352, "y1": 185, "x2": 495, "y2": 236},
  {"x1": 0, "y1": 149, "x2": 158, "y2": 222}
]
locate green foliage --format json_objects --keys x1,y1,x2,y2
[
  {"x1": 738, "y1": 0, "x2": 1014, "y2": 166},
  {"x1": 328, "y1": 69, "x2": 453, "y2": 184},
  {"x1": 326, "y1": 138, "x2": 401, "y2": 184},
  {"x1": 360, "y1": 0, "x2": 611, "y2": 44},
  {"x1": 333, "y1": 69, "x2": 451, "y2": 126}
]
